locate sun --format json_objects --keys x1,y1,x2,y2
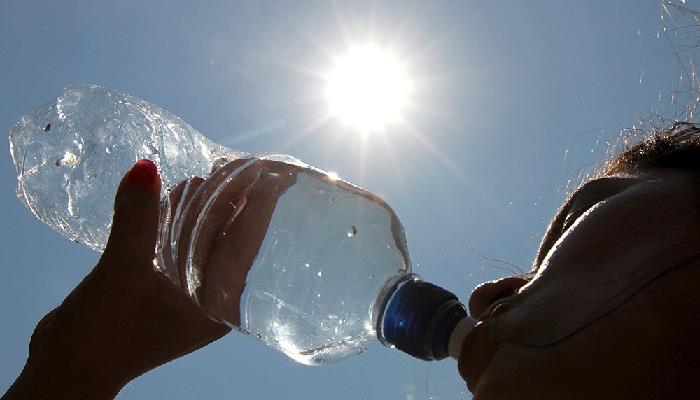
[{"x1": 325, "y1": 46, "x2": 412, "y2": 133}]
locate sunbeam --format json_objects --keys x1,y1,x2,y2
[
  {"x1": 278, "y1": 113, "x2": 334, "y2": 152},
  {"x1": 378, "y1": 129, "x2": 408, "y2": 191},
  {"x1": 398, "y1": 118, "x2": 482, "y2": 198}
]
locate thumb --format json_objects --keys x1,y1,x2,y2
[{"x1": 102, "y1": 159, "x2": 162, "y2": 265}]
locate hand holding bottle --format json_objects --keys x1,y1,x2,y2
[
  {"x1": 9, "y1": 85, "x2": 474, "y2": 366},
  {"x1": 2, "y1": 160, "x2": 230, "y2": 400}
]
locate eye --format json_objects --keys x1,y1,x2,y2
[
  {"x1": 561, "y1": 201, "x2": 597, "y2": 232},
  {"x1": 561, "y1": 194, "x2": 617, "y2": 235}
]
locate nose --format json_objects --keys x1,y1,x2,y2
[{"x1": 467, "y1": 273, "x2": 534, "y2": 318}]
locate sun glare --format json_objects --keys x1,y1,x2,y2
[{"x1": 325, "y1": 46, "x2": 411, "y2": 133}]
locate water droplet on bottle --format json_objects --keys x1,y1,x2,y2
[
  {"x1": 304, "y1": 262, "x2": 310, "y2": 268},
  {"x1": 317, "y1": 271, "x2": 323, "y2": 278},
  {"x1": 142, "y1": 143, "x2": 159, "y2": 155},
  {"x1": 105, "y1": 145, "x2": 112, "y2": 154},
  {"x1": 56, "y1": 151, "x2": 78, "y2": 167},
  {"x1": 347, "y1": 225, "x2": 358, "y2": 237}
]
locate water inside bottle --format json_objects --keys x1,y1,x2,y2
[{"x1": 158, "y1": 158, "x2": 411, "y2": 364}]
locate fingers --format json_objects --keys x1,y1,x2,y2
[
  {"x1": 158, "y1": 177, "x2": 205, "y2": 286},
  {"x1": 201, "y1": 160, "x2": 298, "y2": 325},
  {"x1": 467, "y1": 272, "x2": 534, "y2": 318},
  {"x1": 102, "y1": 160, "x2": 162, "y2": 266}
]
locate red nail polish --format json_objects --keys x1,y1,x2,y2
[{"x1": 126, "y1": 159, "x2": 159, "y2": 190}]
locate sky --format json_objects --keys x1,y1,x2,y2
[{"x1": 0, "y1": 1, "x2": 694, "y2": 399}]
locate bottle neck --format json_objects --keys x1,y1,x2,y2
[{"x1": 376, "y1": 275, "x2": 475, "y2": 361}]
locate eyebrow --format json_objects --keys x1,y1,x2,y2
[{"x1": 531, "y1": 176, "x2": 640, "y2": 270}]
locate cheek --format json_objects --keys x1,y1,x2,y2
[
  {"x1": 474, "y1": 342, "x2": 581, "y2": 400},
  {"x1": 478, "y1": 300, "x2": 690, "y2": 400},
  {"x1": 478, "y1": 311, "x2": 646, "y2": 399}
]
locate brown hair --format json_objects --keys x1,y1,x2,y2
[{"x1": 601, "y1": 122, "x2": 700, "y2": 176}]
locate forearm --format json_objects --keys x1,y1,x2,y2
[{"x1": 2, "y1": 358, "x2": 125, "y2": 400}]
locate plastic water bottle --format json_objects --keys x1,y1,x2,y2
[{"x1": 9, "y1": 84, "x2": 475, "y2": 365}]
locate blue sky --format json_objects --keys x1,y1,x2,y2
[{"x1": 0, "y1": 1, "x2": 691, "y2": 399}]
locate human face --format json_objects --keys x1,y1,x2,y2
[{"x1": 460, "y1": 169, "x2": 700, "y2": 399}]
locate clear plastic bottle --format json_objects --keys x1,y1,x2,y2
[{"x1": 9, "y1": 85, "x2": 474, "y2": 365}]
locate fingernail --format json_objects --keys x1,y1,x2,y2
[{"x1": 126, "y1": 159, "x2": 160, "y2": 190}]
